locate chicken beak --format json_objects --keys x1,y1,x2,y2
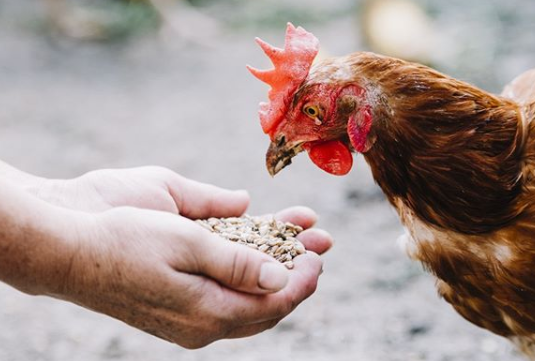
[{"x1": 266, "y1": 136, "x2": 303, "y2": 176}]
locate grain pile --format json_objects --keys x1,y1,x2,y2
[{"x1": 196, "y1": 215, "x2": 306, "y2": 269}]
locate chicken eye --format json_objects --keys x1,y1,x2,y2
[{"x1": 303, "y1": 105, "x2": 320, "y2": 118}]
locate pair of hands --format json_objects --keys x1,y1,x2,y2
[{"x1": 14, "y1": 166, "x2": 332, "y2": 348}]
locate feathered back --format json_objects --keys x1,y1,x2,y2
[
  {"x1": 351, "y1": 52, "x2": 526, "y2": 234},
  {"x1": 406, "y1": 68, "x2": 535, "y2": 352}
]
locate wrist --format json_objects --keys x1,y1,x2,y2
[
  {"x1": 0, "y1": 161, "x2": 76, "y2": 209},
  {"x1": 0, "y1": 179, "x2": 88, "y2": 296},
  {"x1": 26, "y1": 207, "x2": 90, "y2": 297}
]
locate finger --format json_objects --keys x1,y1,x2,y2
[
  {"x1": 273, "y1": 206, "x2": 333, "y2": 254},
  {"x1": 192, "y1": 231, "x2": 290, "y2": 294},
  {"x1": 199, "y1": 251, "x2": 323, "y2": 325},
  {"x1": 278, "y1": 251, "x2": 323, "y2": 306},
  {"x1": 274, "y1": 206, "x2": 318, "y2": 229},
  {"x1": 167, "y1": 175, "x2": 250, "y2": 219},
  {"x1": 297, "y1": 228, "x2": 333, "y2": 255}
]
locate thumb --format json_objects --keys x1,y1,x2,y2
[{"x1": 195, "y1": 233, "x2": 290, "y2": 294}]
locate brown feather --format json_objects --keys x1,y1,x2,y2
[
  {"x1": 295, "y1": 51, "x2": 535, "y2": 353},
  {"x1": 345, "y1": 52, "x2": 527, "y2": 235},
  {"x1": 335, "y1": 53, "x2": 535, "y2": 352}
]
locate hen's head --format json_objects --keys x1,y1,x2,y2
[{"x1": 248, "y1": 23, "x2": 374, "y2": 176}]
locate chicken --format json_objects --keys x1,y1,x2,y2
[{"x1": 248, "y1": 23, "x2": 535, "y2": 357}]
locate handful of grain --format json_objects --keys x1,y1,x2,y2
[{"x1": 196, "y1": 215, "x2": 306, "y2": 269}]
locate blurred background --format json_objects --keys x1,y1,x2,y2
[{"x1": 0, "y1": 0, "x2": 534, "y2": 360}]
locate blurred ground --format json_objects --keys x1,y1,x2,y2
[{"x1": 0, "y1": 0, "x2": 534, "y2": 360}]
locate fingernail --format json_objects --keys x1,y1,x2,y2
[{"x1": 258, "y1": 262, "x2": 289, "y2": 291}]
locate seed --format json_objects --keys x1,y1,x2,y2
[
  {"x1": 208, "y1": 218, "x2": 219, "y2": 227},
  {"x1": 258, "y1": 244, "x2": 269, "y2": 253},
  {"x1": 275, "y1": 254, "x2": 285, "y2": 262},
  {"x1": 255, "y1": 238, "x2": 267, "y2": 246},
  {"x1": 295, "y1": 243, "x2": 306, "y2": 255},
  {"x1": 196, "y1": 220, "x2": 213, "y2": 232},
  {"x1": 284, "y1": 261, "x2": 294, "y2": 269},
  {"x1": 274, "y1": 246, "x2": 286, "y2": 256},
  {"x1": 259, "y1": 225, "x2": 270, "y2": 236},
  {"x1": 228, "y1": 234, "x2": 240, "y2": 241},
  {"x1": 196, "y1": 214, "x2": 306, "y2": 269}
]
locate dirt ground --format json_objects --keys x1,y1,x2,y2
[{"x1": 0, "y1": 1, "x2": 534, "y2": 360}]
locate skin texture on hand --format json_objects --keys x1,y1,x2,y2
[
  {"x1": 24, "y1": 166, "x2": 251, "y2": 215},
  {"x1": 0, "y1": 179, "x2": 81, "y2": 296},
  {"x1": 61, "y1": 206, "x2": 328, "y2": 348},
  {"x1": 0, "y1": 164, "x2": 333, "y2": 348}
]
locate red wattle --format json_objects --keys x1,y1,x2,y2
[{"x1": 305, "y1": 140, "x2": 353, "y2": 176}]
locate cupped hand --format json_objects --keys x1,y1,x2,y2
[
  {"x1": 30, "y1": 166, "x2": 333, "y2": 255},
  {"x1": 26, "y1": 165, "x2": 333, "y2": 347},
  {"x1": 56, "y1": 203, "x2": 331, "y2": 348}
]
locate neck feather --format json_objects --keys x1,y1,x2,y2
[{"x1": 354, "y1": 53, "x2": 525, "y2": 234}]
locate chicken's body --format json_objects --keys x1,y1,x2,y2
[
  {"x1": 248, "y1": 24, "x2": 535, "y2": 357},
  {"x1": 321, "y1": 53, "x2": 535, "y2": 353},
  {"x1": 392, "y1": 67, "x2": 535, "y2": 355}
]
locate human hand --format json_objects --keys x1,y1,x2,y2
[
  {"x1": 10, "y1": 164, "x2": 333, "y2": 347},
  {"x1": 29, "y1": 165, "x2": 332, "y2": 255},
  {"x1": 30, "y1": 166, "x2": 230, "y2": 214},
  {"x1": 53, "y1": 204, "x2": 331, "y2": 348}
]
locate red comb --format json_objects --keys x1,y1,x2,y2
[{"x1": 247, "y1": 23, "x2": 319, "y2": 136}]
